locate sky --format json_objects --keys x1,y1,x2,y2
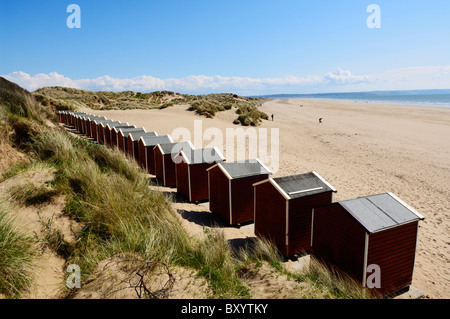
[{"x1": 1, "y1": 0, "x2": 450, "y2": 95}]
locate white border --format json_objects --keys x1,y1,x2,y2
[
  {"x1": 312, "y1": 171, "x2": 337, "y2": 192},
  {"x1": 388, "y1": 192, "x2": 425, "y2": 220}
]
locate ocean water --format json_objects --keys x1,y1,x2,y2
[
  {"x1": 262, "y1": 91, "x2": 450, "y2": 108},
  {"x1": 322, "y1": 94, "x2": 450, "y2": 108}
]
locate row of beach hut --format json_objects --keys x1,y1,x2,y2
[{"x1": 57, "y1": 110, "x2": 424, "y2": 298}]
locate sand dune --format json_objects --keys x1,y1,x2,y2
[{"x1": 80, "y1": 98, "x2": 450, "y2": 299}]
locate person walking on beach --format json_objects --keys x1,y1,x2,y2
[{"x1": 271, "y1": 114, "x2": 274, "y2": 121}]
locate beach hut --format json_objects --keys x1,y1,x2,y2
[
  {"x1": 56, "y1": 110, "x2": 64, "y2": 123},
  {"x1": 58, "y1": 110, "x2": 72, "y2": 125},
  {"x1": 68, "y1": 111, "x2": 85, "y2": 127},
  {"x1": 78, "y1": 113, "x2": 92, "y2": 134},
  {"x1": 96, "y1": 119, "x2": 119, "y2": 143},
  {"x1": 311, "y1": 192, "x2": 424, "y2": 298},
  {"x1": 91, "y1": 118, "x2": 111, "y2": 141},
  {"x1": 83, "y1": 114, "x2": 95, "y2": 136},
  {"x1": 85, "y1": 115, "x2": 107, "y2": 137},
  {"x1": 72, "y1": 112, "x2": 85, "y2": 133},
  {"x1": 138, "y1": 135, "x2": 174, "y2": 173},
  {"x1": 117, "y1": 128, "x2": 146, "y2": 153},
  {"x1": 97, "y1": 120, "x2": 118, "y2": 144},
  {"x1": 79, "y1": 113, "x2": 91, "y2": 135},
  {"x1": 66, "y1": 111, "x2": 77, "y2": 127},
  {"x1": 207, "y1": 159, "x2": 272, "y2": 226},
  {"x1": 78, "y1": 113, "x2": 86, "y2": 133},
  {"x1": 104, "y1": 122, "x2": 133, "y2": 147},
  {"x1": 126, "y1": 131, "x2": 158, "y2": 161},
  {"x1": 61, "y1": 110, "x2": 70, "y2": 125},
  {"x1": 111, "y1": 125, "x2": 132, "y2": 149},
  {"x1": 74, "y1": 113, "x2": 83, "y2": 132},
  {"x1": 63, "y1": 110, "x2": 70, "y2": 125},
  {"x1": 58, "y1": 110, "x2": 67, "y2": 124},
  {"x1": 89, "y1": 117, "x2": 99, "y2": 139},
  {"x1": 64, "y1": 111, "x2": 72, "y2": 126},
  {"x1": 73, "y1": 113, "x2": 81, "y2": 131},
  {"x1": 174, "y1": 147, "x2": 226, "y2": 203},
  {"x1": 154, "y1": 141, "x2": 194, "y2": 187},
  {"x1": 253, "y1": 171, "x2": 337, "y2": 257}
]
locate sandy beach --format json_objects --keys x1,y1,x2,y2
[{"x1": 80, "y1": 98, "x2": 450, "y2": 299}]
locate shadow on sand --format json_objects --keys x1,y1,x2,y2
[{"x1": 177, "y1": 209, "x2": 225, "y2": 228}]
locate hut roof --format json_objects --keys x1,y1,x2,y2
[
  {"x1": 85, "y1": 115, "x2": 106, "y2": 120},
  {"x1": 114, "y1": 126, "x2": 136, "y2": 133},
  {"x1": 68, "y1": 111, "x2": 85, "y2": 115},
  {"x1": 118, "y1": 128, "x2": 146, "y2": 138},
  {"x1": 156, "y1": 141, "x2": 194, "y2": 155},
  {"x1": 99, "y1": 120, "x2": 120, "y2": 127},
  {"x1": 177, "y1": 147, "x2": 225, "y2": 165},
  {"x1": 255, "y1": 171, "x2": 336, "y2": 200},
  {"x1": 75, "y1": 113, "x2": 89, "y2": 119},
  {"x1": 208, "y1": 159, "x2": 271, "y2": 179},
  {"x1": 129, "y1": 131, "x2": 157, "y2": 141},
  {"x1": 338, "y1": 193, "x2": 424, "y2": 233},
  {"x1": 139, "y1": 135, "x2": 174, "y2": 146},
  {"x1": 106, "y1": 122, "x2": 131, "y2": 129},
  {"x1": 93, "y1": 118, "x2": 113, "y2": 124}
]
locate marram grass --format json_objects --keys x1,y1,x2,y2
[{"x1": 0, "y1": 198, "x2": 37, "y2": 298}]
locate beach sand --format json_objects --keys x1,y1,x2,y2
[{"x1": 80, "y1": 98, "x2": 450, "y2": 299}]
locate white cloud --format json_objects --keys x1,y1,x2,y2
[
  {"x1": 323, "y1": 68, "x2": 370, "y2": 85},
  {"x1": 2, "y1": 66, "x2": 450, "y2": 95},
  {"x1": 4, "y1": 71, "x2": 79, "y2": 91}
]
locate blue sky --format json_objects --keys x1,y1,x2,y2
[{"x1": 1, "y1": 0, "x2": 450, "y2": 95}]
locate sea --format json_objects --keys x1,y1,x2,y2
[{"x1": 259, "y1": 90, "x2": 450, "y2": 108}]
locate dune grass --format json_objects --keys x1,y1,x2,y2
[
  {"x1": 32, "y1": 132, "x2": 270, "y2": 297},
  {"x1": 33, "y1": 86, "x2": 182, "y2": 111},
  {"x1": 293, "y1": 257, "x2": 371, "y2": 299},
  {"x1": 0, "y1": 198, "x2": 37, "y2": 298},
  {"x1": 234, "y1": 104, "x2": 269, "y2": 126},
  {"x1": 34, "y1": 86, "x2": 269, "y2": 126},
  {"x1": 27, "y1": 128, "x2": 249, "y2": 297},
  {"x1": 8, "y1": 183, "x2": 57, "y2": 206},
  {"x1": 185, "y1": 93, "x2": 268, "y2": 125}
]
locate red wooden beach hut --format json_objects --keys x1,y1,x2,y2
[
  {"x1": 111, "y1": 126, "x2": 131, "y2": 149},
  {"x1": 64, "y1": 111, "x2": 71, "y2": 126},
  {"x1": 81, "y1": 114, "x2": 99, "y2": 135},
  {"x1": 154, "y1": 141, "x2": 194, "y2": 187},
  {"x1": 74, "y1": 113, "x2": 81, "y2": 131},
  {"x1": 253, "y1": 171, "x2": 337, "y2": 257},
  {"x1": 174, "y1": 147, "x2": 226, "y2": 202},
  {"x1": 85, "y1": 115, "x2": 106, "y2": 137},
  {"x1": 207, "y1": 159, "x2": 272, "y2": 226},
  {"x1": 79, "y1": 113, "x2": 94, "y2": 134},
  {"x1": 137, "y1": 135, "x2": 174, "y2": 174},
  {"x1": 104, "y1": 122, "x2": 133, "y2": 147},
  {"x1": 97, "y1": 120, "x2": 119, "y2": 144},
  {"x1": 58, "y1": 110, "x2": 73, "y2": 125},
  {"x1": 126, "y1": 131, "x2": 158, "y2": 161},
  {"x1": 56, "y1": 111, "x2": 64, "y2": 123},
  {"x1": 68, "y1": 111, "x2": 85, "y2": 127},
  {"x1": 78, "y1": 113, "x2": 87, "y2": 134},
  {"x1": 311, "y1": 192, "x2": 424, "y2": 298},
  {"x1": 117, "y1": 128, "x2": 146, "y2": 153},
  {"x1": 91, "y1": 118, "x2": 111, "y2": 141},
  {"x1": 65, "y1": 111, "x2": 73, "y2": 126},
  {"x1": 74, "y1": 113, "x2": 83, "y2": 132}
]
